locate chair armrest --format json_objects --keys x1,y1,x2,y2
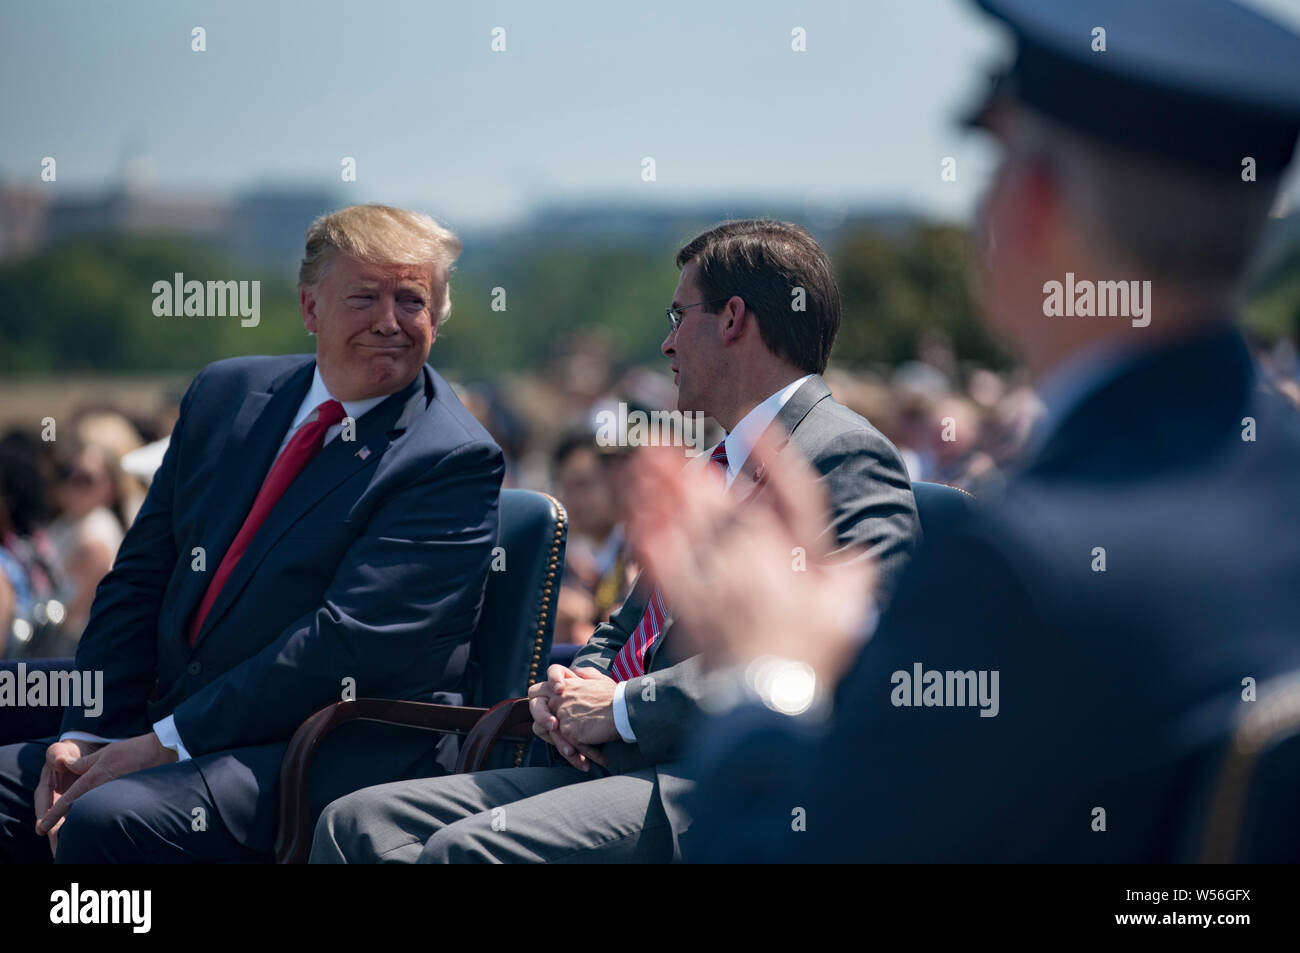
[
  {"x1": 275, "y1": 697, "x2": 533, "y2": 863},
  {"x1": 455, "y1": 698, "x2": 534, "y2": 774},
  {"x1": 277, "y1": 698, "x2": 484, "y2": 864},
  {"x1": 1199, "y1": 672, "x2": 1300, "y2": 862}
]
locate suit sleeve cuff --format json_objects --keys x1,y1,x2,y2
[
  {"x1": 59, "y1": 731, "x2": 127, "y2": 746},
  {"x1": 612, "y1": 680, "x2": 638, "y2": 743},
  {"x1": 152, "y1": 714, "x2": 192, "y2": 762}
]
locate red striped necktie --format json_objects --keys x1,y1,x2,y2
[
  {"x1": 186, "y1": 399, "x2": 346, "y2": 646},
  {"x1": 610, "y1": 441, "x2": 728, "y2": 681}
]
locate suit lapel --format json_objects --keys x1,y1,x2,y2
[
  {"x1": 722, "y1": 374, "x2": 833, "y2": 499},
  {"x1": 771, "y1": 374, "x2": 833, "y2": 439},
  {"x1": 190, "y1": 366, "x2": 430, "y2": 649},
  {"x1": 169, "y1": 360, "x2": 313, "y2": 643},
  {"x1": 738, "y1": 374, "x2": 831, "y2": 485}
]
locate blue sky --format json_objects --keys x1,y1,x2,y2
[{"x1": 3, "y1": 0, "x2": 1299, "y2": 230}]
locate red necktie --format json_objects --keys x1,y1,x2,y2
[
  {"x1": 611, "y1": 441, "x2": 728, "y2": 681},
  {"x1": 187, "y1": 399, "x2": 346, "y2": 646}
]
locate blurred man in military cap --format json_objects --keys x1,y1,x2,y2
[{"x1": 632, "y1": 0, "x2": 1300, "y2": 861}]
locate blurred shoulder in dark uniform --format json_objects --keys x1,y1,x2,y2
[{"x1": 685, "y1": 0, "x2": 1300, "y2": 862}]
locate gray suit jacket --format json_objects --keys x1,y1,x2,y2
[{"x1": 570, "y1": 375, "x2": 919, "y2": 847}]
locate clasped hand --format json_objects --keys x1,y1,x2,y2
[{"x1": 527, "y1": 664, "x2": 619, "y2": 772}]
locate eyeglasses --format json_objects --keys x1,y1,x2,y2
[{"x1": 666, "y1": 298, "x2": 728, "y2": 332}]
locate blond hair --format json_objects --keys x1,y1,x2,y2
[{"x1": 298, "y1": 205, "x2": 463, "y2": 323}]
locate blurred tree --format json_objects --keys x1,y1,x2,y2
[
  {"x1": 0, "y1": 237, "x2": 305, "y2": 374},
  {"x1": 440, "y1": 242, "x2": 677, "y2": 374},
  {"x1": 2, "y1": 223, "x2": 1295, "y2": 378},
  {"x1": 833, "y1": 224, "x2": 1007, "y2": 370}
]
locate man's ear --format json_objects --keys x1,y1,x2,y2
[
  {"x1": 1016, "y1": 159, "x2": 1066, "y2": 251},
  {"x1": 430, "y1": 276, "x2": 449, "y2": 344},
  {"x1": 300, "y1": 284, "x2": 318, "y2": 334},
  {"x1": 720, "y1": 295, "x2": 747, "y2": 346}
]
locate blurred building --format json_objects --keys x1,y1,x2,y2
[{"x1": 0, "y1": 159, "x2": 339, "y2": 270}]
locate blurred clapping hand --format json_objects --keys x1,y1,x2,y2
[{"x1": 630, "y1": 435, "x2": 878, "y2": 689}]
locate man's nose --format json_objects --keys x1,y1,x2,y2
[
  {"x1": 371, "y1": 297, "x2": 402, "y2": 333},
  {"x1": 661, "y1": 330, "x2": 676, "y2": 357}
]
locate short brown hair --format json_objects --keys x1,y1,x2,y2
[{"x1": 676, "y1": 219, "x2": 841, "y2": 374}]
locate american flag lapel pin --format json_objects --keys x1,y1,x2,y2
[{"x1": 356, "y1": 446, "x2": 371, "y2": 460}]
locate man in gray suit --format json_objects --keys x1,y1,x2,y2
[{"x1": 310, "y1": 219, "x2": 920, "y2": 862}]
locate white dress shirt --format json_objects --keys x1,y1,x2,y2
[
  {"x1": 62, "y1": 366, "x2": 389, "y2": 761},
  {"x1": 610, "y1": 374, "x2": 814, "y2": 743}
]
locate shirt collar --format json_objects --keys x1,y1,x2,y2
[
  {"x1": 722, "y1": 374, "x2": 814, "y2": 488},
  {"x1": 291, "y1": 364, "x2": 391, "y2": 433}
]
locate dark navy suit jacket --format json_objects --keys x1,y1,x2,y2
[
  {"x1": 60, "y1": 354, "x2": 504, "y2": 848},
  {"x1": 684, "y1": 327, "x2": 1300, "y2": 862}
]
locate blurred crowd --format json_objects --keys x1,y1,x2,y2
[
  {"x1": 0, "y1": 398, "x2": 179, "y2": 659},
  {"x1": 4, "y1": 327, "x2": 1298, "y2": 656}
]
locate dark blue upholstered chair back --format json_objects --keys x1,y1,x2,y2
[
  {"x1": 462, "y1": 488, "x2": 567, "y2": 768},
  {"x1": 910, "y1": 481, "x2": 975, "y2": 536}
]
